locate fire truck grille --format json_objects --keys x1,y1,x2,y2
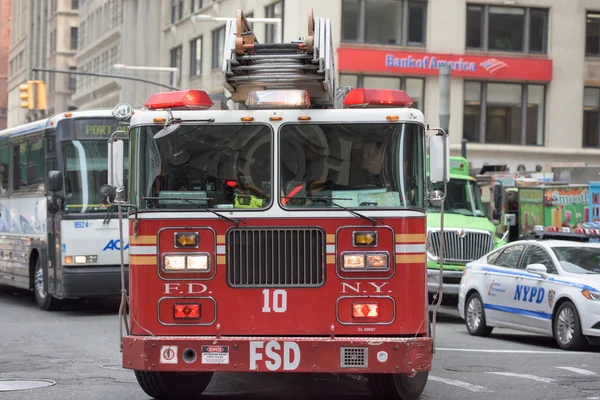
[
  {"x1": 428, "y1": 230, "x2": 493, "y2": 263},
  {"x1": 340, "y1": 347, "x2": 368, "y2": 368},
  {"x1": 226, "y1": 228, "x2": 325, "y2": 287}
]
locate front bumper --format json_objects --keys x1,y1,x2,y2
[
  {"x1": 426, "y1": 268, "x2": 463, "y2": 295},
  {"x1": 581, "y1": 300, "x2": 600, "y2": 337},
  {"x1": 62, "y1": 265, "x2": 129, "y2": 298},
  {"x1": 122, "y1": 335, "x2": 432, "y2": 374}
]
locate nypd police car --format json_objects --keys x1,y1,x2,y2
[{"x1": 458, "y1": 227, "x2": 600, "y2": 350}]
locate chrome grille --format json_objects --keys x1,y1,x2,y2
[
  {"x1": 428, "y1": 230, "x2": 493, "y2": 263},
  {"x1": 340, "y1": 347, "x2": 368, "y2": 368},
  {"x1": 227, "y1": 228, "x2": 325, "y2": 287}
]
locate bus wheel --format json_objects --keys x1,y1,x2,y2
[
  {"x1": 134, "y1": 371, "x2": 213, "y2": 399},
  {"x1": 34, "y1": 258, "x2": 62, "y2": 311},
  {"x1": 366, "y1": 371, "x2": 429, "y2": 400}
]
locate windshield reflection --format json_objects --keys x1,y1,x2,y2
[{"x1": 429, "y1": 179, "x2": 485, "y2": 217}]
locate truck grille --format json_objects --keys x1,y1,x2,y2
[
  {"x1": 428, "y1": 230, "x2": 493, "y2": 263},
  {"x1": 227, "y1": 228, "x2": 325, "y2": 287}
]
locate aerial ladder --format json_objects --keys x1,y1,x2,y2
[{"x1": 220, "y1": 9, "x2": 337, "y2": 108}]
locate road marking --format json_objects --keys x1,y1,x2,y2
[
  {"x1": 556, "y1": 367, "x2": 597, "y2": 376},
  {"x1": 429, "y1": 376, "x2": 491, "y2": 393},
  {"x1": 436, "y1": 348, "x2": 593, "y2": 355},
  {"x1": 486, "y1": 372, "x2": 556, "y2": 384}
]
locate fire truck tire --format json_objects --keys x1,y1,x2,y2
[
  {"x1": 33, "y1": 257, "x2": 62, "y2": 311},
  {"x1": 366, "y1": 372, "x2": 429, "y2": 400},
  {"x1": 134, "y1": 371, "x2": 213, "y2": 399}
]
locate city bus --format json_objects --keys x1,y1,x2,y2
[{"x1": 0, "y1": 110, "x2": 129, "y2": 310}]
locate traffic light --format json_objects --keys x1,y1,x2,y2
[
  {"x1": 19, "y1": 81, "x2": 34, "y2": 109},
  {"x1": 18, "y1": 80, "x2": 47, "y2": 110},
  {"x1": 34, "y1": 80, "x2": 47, "y2": 111}
]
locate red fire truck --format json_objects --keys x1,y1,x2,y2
[{"x1": 104, "y1": 10, "x2": 449, "y2": 400}]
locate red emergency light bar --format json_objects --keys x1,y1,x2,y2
[
  {"x1": 532, "y1": 225, "x2": 600, "y2": 242},
  {"x1": 343, "y1": 88, "x2": 413, "y2": 108},
  {"x1": 145, "y1": 90, "x2": 213, "y2": 110}
]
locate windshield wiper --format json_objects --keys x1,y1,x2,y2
[
  {"x1": 282, "y1": 195, "x2": 379, "y2": 226},
  {"x1": 142, "y1": 196, "x2": 244, "y2": 226}
]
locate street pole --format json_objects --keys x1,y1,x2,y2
[
  {"x1": 31, "y1": 67, "x2": 180, "y2": 91},
  {"x1": 439, "y1": 64, "x2": 451, "y2": 135}
]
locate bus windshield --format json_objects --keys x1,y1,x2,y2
[
  {"x1": 280, "y1": 123, "x2": 425, "y2": 209},
  {"x1": 135, "y1": 124, "x2": 272, "y2": 210},
  {"x1": 429, "y1": 179, "x2": 485, "y2": 217},
  {"x1": 63, "y1": 140, "x2": 129, "y2": 213}
]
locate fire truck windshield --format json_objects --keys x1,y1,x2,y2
[
  {"x1": 280, "y1": 123, "x2": 425, "y2": 209},
  {"x1": 134, "y1": 124, "x2": 272, "y2": 210}
]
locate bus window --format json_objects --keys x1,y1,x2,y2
[
  {"x1": 12, "y1": 137, "x2": 45, "y2": 193},
  {"x1": 0, "y1": 137, "x2": 8, "y2": 195}
]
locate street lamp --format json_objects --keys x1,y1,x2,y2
[
  {"x1": 113, "y1": 64, "x2": 178, "y2": 73},
  {"x1": 191, "y1": 14, "x2": 282, "y2": 44}
]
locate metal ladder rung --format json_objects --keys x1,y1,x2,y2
[
  {"x1": 237, "y1": 54, "x2": 313, "y2": 61},
  {"x1": 232, "y1": 65, "x2": 320, "y2": 71},
  {"x1": 229, "y1": 74, "x2": 323, "y2": 82}
]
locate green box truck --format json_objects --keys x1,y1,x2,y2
[{"x1": 427, "y1": 157, "x2": 507, "y2": 301}]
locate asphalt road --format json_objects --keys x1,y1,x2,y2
[{"x1": 1, "y1": 287, "x2": 600, "y2": 400}]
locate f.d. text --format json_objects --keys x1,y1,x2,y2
[{"x1": 163, "y1": 283, "x2": 208, "y2": 295}]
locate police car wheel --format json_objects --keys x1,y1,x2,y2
[
  {"x1": 366, "y1": 371, "x2": 429, "y2": 400},
  {"x1": 134, "y1": 371, "x2": 213, "y2": 399},
  {"x1": 465, "y1": 293, "x2": 493, "y2": 337},
  {"x1": 33, "y1": 257, "x2": 62, "y2": 311},
  {"x1": 553, "y1": 302, "x2": 588, "y2": 351}
]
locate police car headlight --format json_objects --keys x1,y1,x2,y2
[{"x1": 582, "y1": 289, "x2": 600, "y2": 301}]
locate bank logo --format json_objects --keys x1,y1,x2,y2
[{"x1": 480, "y1": 58, "x2": 508, "y2": 75}]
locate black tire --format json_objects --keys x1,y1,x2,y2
[
  {"x1": 553, "y1": 301, "x2": 588, "y2": 351},
  {"x1": 134, "y1": 371, "x2": 213, "y2": 399},
  {"x1": 464, "y1": 293, "x2": 493, "y2": 337},
  {"x1": 33, "y1": 257, "x2": 62, "y2": 311},
  {"x1": 366, "y1": 372, "x2": 429, "y2": 400}
]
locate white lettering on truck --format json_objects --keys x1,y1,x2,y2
[{"x1": 249, "y1": 341, "x2": 301, "y2": 371}]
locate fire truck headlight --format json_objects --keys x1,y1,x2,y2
[
  {"x1": 164, "y1": 255, "x2": 186, "y2": 270},
  {"x1": 343, "y1": 254, "x2": 365, "y2": 269},
  {"x1": 187, "y1": 255, "x2": 210, "y2": 271},
  {"x1": 366, "y1": 254, "x2": 388, "y2": 268}
]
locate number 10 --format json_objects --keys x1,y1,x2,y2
[{"x1": 262, "y1": 289, "x2": 287, "y2": 313}]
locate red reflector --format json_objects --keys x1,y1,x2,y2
[
  {"x1": 145, "y1": 90, "x2": 213, "y2": 110},
  {"x1": 352, "y1": 303, "x2": 379, "y2": 318},
  {"x1": 343, "y1": 88, "x2": 413, "y2": 108},
  {"x1": 547, "y1": 226, "x2": 558, "y2": 232},
  {"x1": 173, "y1": 303, "x2": 201, "y2": 319},
  {"x1": 226, "y1": 180, "x2": 237, "y2": 188},
  {"x1": 574, "y1": 228, "x2": 585, "y2": 234}
]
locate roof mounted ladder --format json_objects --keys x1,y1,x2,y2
[{"x1": 221, "y1": 9, "x2": 336, "y2": 107}]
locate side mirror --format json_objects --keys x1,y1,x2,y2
[
  {"x1": 98, "y1": 184, "x2": 117, "y2": 205},
  {"x1": 428, "y1": 132, "x2": 449, "y2": 184},
  {"x1": 492, "y1": 208, "x2": 501, "y2": 220},
  {"x1": 429, "y1": 189, "x2": 445, "y2": 207},
  {"x1": 108, "y1": 139, "x2": 124, "y2": 188},
  {"x1": 526, "y1": 263, "x2": 548, "y2": 279},
  {"x1": 493, "y1": 184, "x2": 503, "y2": 208},
  {"x1": 48, "y1": 170, "x2": 63, "y2": 192}
]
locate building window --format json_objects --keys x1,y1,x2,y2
[
  {"x1": 68, "y1": 67, "x2": 77, "y2": 90},
  {"x1": 191, "y1": 0, "x2": 203, "y2": 13},
  {"x1": 72, "y1": 0, "x2": 79, "y2": 9},
  {"x1": 584, "y1": 87, "x2": 600, "y2": 147},
  {"x1": 466, "y1": 4, "x2": 548, "y2": 54},
  {"x1": 212, "y1": 26, "x2": 226, "y2": 69},
  {"x1": 171, "y1": 0, "x2": 177, "y2": 23},
  {"x1": 342, "y1": 0, "x2": 426, "y2": 46},
  {"x1": 463, "y1": 81, "x2": 545, "y2": 146},
  {"x1": 339, "y1": 74, "x2": 425, "y2": 111},
  {"x1": 170, "y1": 46, "x2": 182, "y2": 87},
  {"x1": 586, "y1": 12, "x2": 600, "y2": 56},
  {"x1": 178, "y1": 0, "x2": 184, "y2": 20},
  {"x1": 70, "y1": 27, "x2": 78, "y2": 50},
  {"x1": 190, "y1": 36, "x2": 203, "y2": 77},
  {"x1": 265, "y1": 1, "x2": 284, "y2": 43}
]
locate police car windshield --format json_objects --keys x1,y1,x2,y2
[
  {"x1": 429, "y1": 179, "x2": 485, "y2": 217},
  {"x1": 134, "y1": 124, "x2": 272, "y2": 210},
  {"x1": 279, "y1": 123, "x2": 425, "y2": 209},
  {"x1": 552, "y1": 246, "x2": 600, "y2": 274}
]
